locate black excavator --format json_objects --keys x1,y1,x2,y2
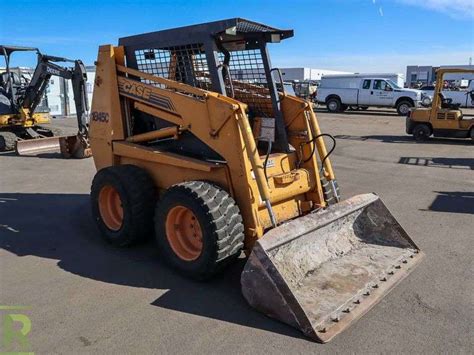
[{"x1": 0, "y1": 45, "x2": 90, "y2": 157}]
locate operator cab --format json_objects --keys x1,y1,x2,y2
[{"x1": 119, "y1": 18, "x2": 296, "y2": 157}]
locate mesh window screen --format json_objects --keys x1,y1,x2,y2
[
  {"x1": 133, "y1": 45, "x2": 274, "y2": 117},
  {"x1": 134, "y1": 43, "x2": 211, "y2": 91},
  {"x1": 219, "y1": 49, "x2": 273, "y2": 118}
]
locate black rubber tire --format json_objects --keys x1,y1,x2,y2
[
  {"x1": 396, "y1": 100, "x2": 413, "y2": 116},
  {"x1": 412, "y1": 124, "x2": 431, "y2": 141},
  {"x1": 91, "y1": 165, "x2": 156, "y2": 247},
  {"x1": 321, "y1": 177, "x2": 340, "y2": 206},
  {"x1": 155, "y1": 181, "x2": 244, "y2": 280},
  {"x1": 0, "y1": 131, "x2": 17, "y2": 151},
  {"x1": 326, "y1": 98, "x2": 341, "y2": 113}
]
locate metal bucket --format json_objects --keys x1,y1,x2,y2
[
  {"x1": 59, "y1": 135, "x2": 92, "y2": 159},
  {"x1": 241, "y1": 193, "x2": 423, "y2": 343}
]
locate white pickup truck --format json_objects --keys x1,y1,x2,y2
[
  {"x1": 317, "y1": 76, "x2": 425, "y2": 115},
  {"x1": 421, "y1": 80, "x2": 474, "y2": 108}
]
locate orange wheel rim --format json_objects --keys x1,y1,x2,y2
[
  {"x1": 165, "y1": 206, "x2": 203, "y2": 261},
  {"x1": 98, "y1": 185, "x2": 124, "y2": 231}
]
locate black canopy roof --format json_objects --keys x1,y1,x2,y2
[
  {"x1": 119, "y1": 18, "x2": 294, "y2": 49},
  {"x1": 0, "y1": 45, "x2": 39, "y2": 57}
]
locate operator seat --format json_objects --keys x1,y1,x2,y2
[
  {"x1": 438, "y1": 92, "x2": 461, "y2": 110},
  {"x1": 0, "y1": 72, "x2": 22, "y2": 99}
]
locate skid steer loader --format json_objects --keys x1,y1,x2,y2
[
  {"x1": 89, "y1": 19, "x2": 423, "y2": 342},
  {"x1": 0, "y1": 45, "x2": 90, "y2": 157}
]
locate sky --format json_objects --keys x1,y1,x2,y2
[{"x1": 1, "y1": 0, "x2": 473, "y2": 74}]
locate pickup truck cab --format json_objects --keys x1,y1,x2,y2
[{"x1": 317, "y1": 76, "x2": 425, "y2": 115}]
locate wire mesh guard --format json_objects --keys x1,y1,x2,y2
[
  {"x1": 134, "y1": 44, "x2": 275, "y2": 118},
  {"x1": 135, "y1": 44, "x2": 211, "y2": 91},
  {"x1": 220, "y1": 49, "x2": 273, "y2": 118}
]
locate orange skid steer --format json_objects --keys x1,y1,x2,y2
[{"x1": 88, "y1": 19, "x2": 423, "y2": 342}]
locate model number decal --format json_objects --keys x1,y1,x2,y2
[{"x1": 91, "y1": 111, "x2": 109, "y2": 123}]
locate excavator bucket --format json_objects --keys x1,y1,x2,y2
[
  {"x1": 59, "y1": 134, "x2": 92, "y2": 159},
  {"x1": 241, "y1": 193, "x2": 423, "y2": 343},
  {"x1": 15, "y1": 134, "x2": 91, "y2": 158}
]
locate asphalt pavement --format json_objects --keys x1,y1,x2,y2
[{"x1": 1, "y1": 108, "x2": 473, "y2": 353}]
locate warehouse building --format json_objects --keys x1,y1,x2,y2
[
  {"x1": 45, "y1": 65, "x2": 95, "y2": 116},
  {"x1": 406, "y1": 65, "x2": 474, "y2": 88},
  {"x1": 280, "y1": 67, "x2": 352, "y2": 81}
]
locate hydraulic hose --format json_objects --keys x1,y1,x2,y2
[
  {"x1": 297, "y1": 133, "x2": 336, "y2": 171},
  {"x1": 263, "y1": 140, "x2": 272, "y2": 185}
]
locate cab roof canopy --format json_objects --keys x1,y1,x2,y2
[
  {"x1": 0, "y1": 45, "x2": 39, "y2": 57},
  {"x1": 436, "y1": 68, "x2": 474, "y2": 75},
  {"x1": 119, "y1": 18, "x2": 294, "y2": 50}
]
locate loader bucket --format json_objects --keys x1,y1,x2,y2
[{"x1": 241, "y1": 193, "x2": 423, "y2": 343}]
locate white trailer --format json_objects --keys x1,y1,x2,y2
[{"x1": 280, "y1": 67, "x2": 352, "y2": 82}]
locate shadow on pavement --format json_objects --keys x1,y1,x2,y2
[
  {"x1": 0, "y1": 193, "x2": 304, "y2": 340},
  {"x1": 335, "y1": 134, "x2": 472, "y2": 145},
  {"x1": 0, "y1": 151, "x2": 64, "y2": 159},
  {"x1": 315, "y1": 108, "x2": 399, "y2": 117},
  {"x1": 424, "y1": 191, "x2": 474, "y2": 215},
  {"x1": 398, "y1": 157, "x2": 474, "y2": 170}
]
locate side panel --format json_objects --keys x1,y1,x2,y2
[
  {"x1": 90, "y1": 45, "x2": 126, "y2": 170},
  {"x1": 316, "y1": 88, "x2": 358, "y2": 104},
  {"x1": 118, "y1": 157, "x2": 231, "y2": 192}
]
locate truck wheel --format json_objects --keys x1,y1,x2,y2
[
  {"x1": 326, "y1": 98, "x2": 341, "y2": 113},
  {"x1": 155, "y1": 181, "x2": 244, "y2": 280},
  {"x1": 396, "y1": 100, "x2": 413, "y2": 116},
  {"x1": 91, "y1": 165, "x2": 156, "y2": 246},
  {"x1": 0, "y1": 131, "x2": 17, "y2": 151},
  {"x1": 412, "y1": 124, "x2": 431, "y2": 141}
]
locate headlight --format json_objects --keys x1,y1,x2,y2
[{"x1": 421, "y1": 94, "x2": 432, "y2": 107}]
